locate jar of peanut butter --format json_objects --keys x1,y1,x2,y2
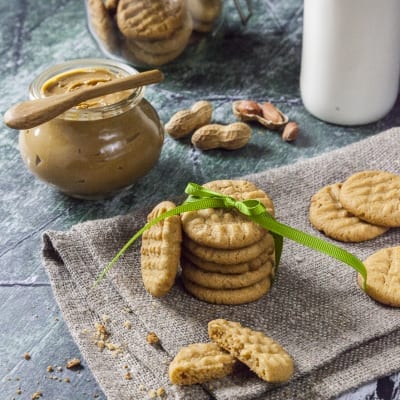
[{"x1": 19, "y1": 58, "x2": 164, "y2": 199}]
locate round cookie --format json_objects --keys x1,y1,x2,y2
[
  {"x1": 133, "y1": 12, "x2": 192, "y2": 55},
  {"x1": 141, "y1": 201, "x2": 182, "y2": 297},
  {"x1": 187, "y1": 0, "x2": 222, "y2": 23},
  {"x1": 191, "y1": 18, "x2": 214, "y2": 33},
  {"x1": 86, "y1": 0, "x2": 120, "y2": 52},
  {"x1": 309, "y1": 182, "x2": 389, "y2": 242},
  {"x1": 339, "y1": 170, "x2": 400, "y2": 227},
  {"x1": 181, "y1": 180, "x2": 275, "y2": 249},
  {"x1": 182, "y1": 276, "x2": 271, "y2": 305},
  {"x1": 357, "y1": 246, "x2": 400, "y2": 307},
  {"x1": 182, "y1": 246, "x2": 274, "y2": 274},
  {"x1": 122, "y1": 39, "x2": 187, "y2": 66},
  {"x1": 181, "y1": 257, "x2": 273, "y2": 289},
  {"x1": 183, "y1": 233, "x2": 275, "y2": 265},
  {"x1": 116, "y1": 0, "x2": 185, "y2": 40}
]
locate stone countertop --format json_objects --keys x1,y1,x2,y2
[{"x1": 0, "y1": 0, "x2": 399, "y2": 399}]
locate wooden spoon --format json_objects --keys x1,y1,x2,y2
[{"x1": 4, "y1": 69, "x2": 164, "y2": 130}]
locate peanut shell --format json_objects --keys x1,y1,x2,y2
[{"x1": 232, "y1": 100, "x2": 288, "y2": 130}]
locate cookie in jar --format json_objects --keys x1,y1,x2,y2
[
  {"x1": 86, "y1": 0, "x2": 193, "y2": 67},
  {"x1": 187, "y1": 0, "x2": 223, "y2": 33}
]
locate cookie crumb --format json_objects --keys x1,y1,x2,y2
[
  {"x1": 105, "y1": 342, "x2": 121, "y2": 353},
  {"x1": 24, "y1": 353, "x2": 31, "y2": 360},
  {"x1": 101, "y1": 314, "x2": 110, "y2": 323},
  {"x1": 66, "y1": 358, "x2": 81, "y2": 369},
  {"x1": 16, "y1": 388, "x2": 22, "y2": 395},
  {"x1": 47, "y1": 365, "x2": 54, "y2": 373},
  {"x1": 124, "y1": 372, "x2": 132, "y2": 380},
  {"x1": 31, "y1": 392, "x2": 42, "y2": 400},
  {"x1": 95, "y1": 323, "x2": 110, "y2": 342},
  {"x1": 123, "y1": 320, "x2": 132, "y2": 329},
  {"x1": 64, "y1": 377, "x2": 70, "y2": 383},
  {"x1": 146, "y1": 332, "x2": 159, "y2": 345},
  {"x1": 156, "y1": 387, "x2": 166, "y2": 397},
  {"x1": 93, "y1": 322, "x2": 122, "y2": 355},
  {"x1": 148, "y1": 389, "x2": 157, "y2": 399}
]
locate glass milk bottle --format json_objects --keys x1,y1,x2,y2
[{"x1": 300, "y1": 0, "x2": 400, "y2": 125}]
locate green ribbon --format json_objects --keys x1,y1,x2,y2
[{"x1": 96, "y1": 182, "x2": 367, "y2": 289}]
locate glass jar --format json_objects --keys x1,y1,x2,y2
[
  {"x1": 300, "y1": 0, "x2": 400, "y2": 125},
  {"x1": 19, "y1": 58, "x2": 164, "y2": 199},
  {"x1": 85, "y1": 0, "x2": 252, "y2": 68},
  {"x1": 86, "y1": 0, "x2": 194, "y2": 67}
]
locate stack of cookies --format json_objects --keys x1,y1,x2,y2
[
  {"x1": 86, "y1": 0, "x2": 193, "y2": 66},
  {"x1": 180, "y1": 180, "x2": 276, "y2": 305}
]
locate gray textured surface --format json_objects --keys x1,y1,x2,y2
[{"x1": 0, "y1": 0, "x2": 399, "y2": 399}]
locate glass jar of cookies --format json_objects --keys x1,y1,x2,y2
[
  {"x1": 85, "y1": 0, "x2": 252, "y2": 67},
  {"x1": 86, "y1": 0, "x2": 194, "y2": 67},
  {"x1": 19, "y1": 58, "x2": 164, "y2": 199}
]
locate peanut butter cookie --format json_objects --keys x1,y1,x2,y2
[
  {"x1": 181, "y1": 180, "x2": 275, "y2": 249},
  {"x1": 188, "y1": 0, "x2": 222, "y2": 32},
  {"x1": 169, "y1": 342, "x2": 235, "y2": 385},
  {"x1": 182, "y1": 246, "x2": 274, "y2": 274},
  {"x1": 208, "y1": 319, "x2": 294, "y2": 383},
  {"x1": 86, "y1": 0, "x2": 120, "y2": 52},
  {"x1": 140, "y1": 201, "x2": 182, "y2": 297},
  {"x1": 133, "y1": 11, "x2": 192, "y2": 55},
  {"x1": 182, "y1": 276, "x2": 271, "y2": 304},
  {"x1": 309, "y1": 182, "x2": 389, "y2": 242},
  {"x1": 357, "y1": 246, "x2": 400, "y2": 307},
  {"x1": 181, "y1": 257, "x2": 273, "y2": 289},
  {"x1": 339, "y1": 170, "x2": 400, "y2": 227},
  {"x1": 183, "y1": 233, "x2": 275, "y2": 265},
  {"x1": 117, "y1": 0, "x2": 185, "y2": 40},
  {"x1": 122, "y1": 39, "x2": 186, "y2": 67}
]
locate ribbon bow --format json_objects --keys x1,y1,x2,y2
[
  {"x1": 184, "y1": 182, "x2": 267, "y2": 217},
  {"x1": 96, "y1": 182, "x2": 367, "y2": 290}
]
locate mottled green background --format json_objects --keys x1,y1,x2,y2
[{"x1": 1, "y1": 1, "x2": 399, "y2": 399}]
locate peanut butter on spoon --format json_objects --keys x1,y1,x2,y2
[{"x1": 4, "y1": 68, "x2": 163, "y2": 129}]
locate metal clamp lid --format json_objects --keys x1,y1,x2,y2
[{"x1": 233, "y1": 0, "x2": 253, "y2": 25}]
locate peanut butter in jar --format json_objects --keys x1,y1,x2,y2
[{"x1": 19, "y1": 58, "x2": 164, "y2": 199}]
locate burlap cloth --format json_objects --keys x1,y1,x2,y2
[{"x1": 42, "y1": 128, "x2": 400, "y2": 400}]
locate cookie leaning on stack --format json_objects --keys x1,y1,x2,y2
[{"x1": 180, "y1": 180, "x2": 276, "y2": 304}]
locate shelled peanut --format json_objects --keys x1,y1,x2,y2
[
  {"x1": 191, "y1": 122, "x2": 251, "y2": 150},
  {"x1": 165, "y1": 101, "x2": 213, "y2": 139},
  {"x1": 281, "y1": 122, "x2": 299, "y2": 142}
]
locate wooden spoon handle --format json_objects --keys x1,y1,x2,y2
[{"x1": 4, "y1": 69, "x2": 164, "y2": 130}]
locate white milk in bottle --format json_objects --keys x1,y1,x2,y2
[{"x1": 300, "y1": 0, "x2": 400, "y2": 125}]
